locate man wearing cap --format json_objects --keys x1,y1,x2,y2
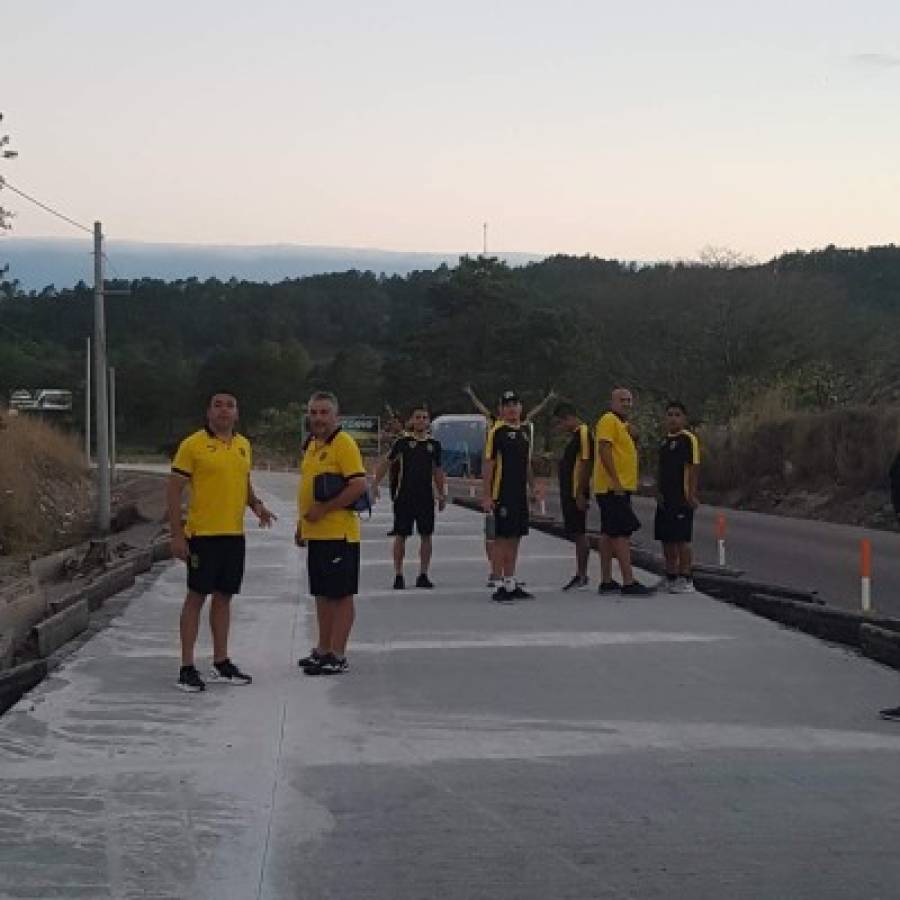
[
  {"x1": 592, "y1": 387, "x2": 654, "y2": 596},
  {"x1": 481, "y1": 390, "x2": 537, "y2": 601}
]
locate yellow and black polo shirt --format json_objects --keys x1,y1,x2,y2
[
  {"x1": 559, "y1": 422, "x2": 593, "y2": 500},
  {"x1": 592, "y1": 412, "x2": 638, "y2": 495},
  {"x1": 485, "y1": 422, "x2": 530, "y2": 501},
  {"x1": 172, "y1": 428, "x2": 252, "y2": 537},
  {"x1": 657, "y1": 430, "x2": 700, "y2": 506},
  {"x1": 298, "y1": 428, "x2": 366, "y2": 542}
]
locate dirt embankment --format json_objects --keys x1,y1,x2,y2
[{"x1": 0, "y1": 415, "x2": 168, "y2": 580}]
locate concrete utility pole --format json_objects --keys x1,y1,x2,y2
[
  {"x1": 93, "y1": 221, "x2": 110, "y2": 532},
  {"x1": 85, "y1": 336, "x2": 91, "y2": 464},
  {"x1": 109, "y1": 366, "x2": 117, "y2": 484}
]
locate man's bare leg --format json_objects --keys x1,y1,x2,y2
[
  {"x1": 315, "y1": 597, "x2": 336, "y2": 654},
  {"x1": 611, "y1": 537, "x2": 634, "y2": 584},
  {"x1": 393, "y1": 536, "x2": 406, "y2": 576},
  {"x1": 331, "y1": 597, "x2": 356, "y2": 656},
  {"x1": 575, "y1": 534, "x2": 589, "y2": 579},
  {"x1": 419, "y1": 535, "x2": 432, "y2": 575},
  {"x1": 179, "y1": 591, "x2": 206, "y2": 666},
  {"x1": 599, "y1": 535, "x2": 614, "y2": 583},
  {"x1": 209, "y1": 592, "x2": 232, "y2": 663}
]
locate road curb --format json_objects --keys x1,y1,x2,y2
[
  {"x1": 452, "y1": 496, "x2": 900, "y2": 671},
  {"x1": 0, "y1": 543, "x2": 175, "y2": 717}
]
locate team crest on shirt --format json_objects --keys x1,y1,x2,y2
[
  {"x1": 408, "y1": 440, "x2": 416, "y2": 449},
  {"x1": 669, "y1": 441, "x2": 677, "y2": 450},
  {"x1": 319, "y1": 451, "x2": 327, "y2": 461},
  {"x1": 238, "y1": 447, "x2": 247, "y2": 457},
  {"x1": 427, "y1": 443, "x2": 434, "y2": 453}
]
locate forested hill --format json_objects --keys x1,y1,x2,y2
[{"x1": 1, "y1": 245, "x2": 899, "y2": 450}]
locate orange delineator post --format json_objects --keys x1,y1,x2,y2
[{"x1": 861, "y1": 539, "x2": 872, "y2": 612}]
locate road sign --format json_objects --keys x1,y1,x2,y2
[
  {"x1": 339, "y1": 415, "x2": 381, "y2": 454},
  {"x1": 9, "y1": 389, "x2": 73, "y2": 412}
]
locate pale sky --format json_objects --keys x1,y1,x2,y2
[{"x1": 4, "y1": 0, "x2": 900, "y2": 261}]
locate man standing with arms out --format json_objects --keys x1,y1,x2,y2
[
  {"x1": 465, "y1": 384, "x2": 556, "y2": 587},
  {"x1": 655, "y1": 401, "x2": 700, "y2": 593},
  {"x1": 482, "y1": 390, "x2": 536, "y2": 602},
  {"x1": 553, "y1": 401, "x2": 593, "y2": 591},
  {"x1": 296, "y1": 391, "x2": 367, "y2": 676},
  {"x1": 373, "y1": 406, "x2": 447, "y2": 589},
  {"x1": 168, "y1": 391, "x2": 276, "y2": 693},
  {"x1": 592, "y1": 387, "x2": 654, "y2": 596}
]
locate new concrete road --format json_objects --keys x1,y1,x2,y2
[
  {"x1": 453, "y1": 481, "x2": 900, "y2": 616},
  {"x1": 2, "y1": 470, "x2": 900, "y2": 899}
]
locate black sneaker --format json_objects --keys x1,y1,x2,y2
[
  {"x1": 509, "y1": 585, "x2": 534, "y2": 600},
  {"x1": 304, "y1": 653, "x2": 349, "y2": 676},
  {"x1": 415, "y1": 574, "x2": 435, "y2": 589},
  {"x1": 298, "y1": 648, "x2": 323, "y2": 668},
  {"x1": 562, "y1": 575, "x2": 589, "y2": 592},
  {"x1": 492, "y1": 586, "x2": 515, "y2": 603},
  {"x1": 621, "y1": 581, "x2": 656, "y2": 596},
  {"x1": 393, "y1": 574, "x2": 405, "y2": 590},
  {"x1": 598, "y1": 580, "x2": 622, "y2": 594},
  {"x1": 879, "y1": 705, "x2": 900, "y2": 722},
  {"x1": 319, "y1": 653, "x2": 349, "y2": 675},
  {"x1": 176, "y1": 665, "x2": 205, "y2": 693},
  {"x1": 209, "y1": 659, "x2": 252, "y2": 685}
]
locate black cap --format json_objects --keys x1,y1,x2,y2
[{"x1": 500, "y1": 390, "x2": 520, "y2": 404}]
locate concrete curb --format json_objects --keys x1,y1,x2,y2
[
  {"x1": 32, "y1": 600, "x2": 90, "y2": 659},
  {"x1": 0, "y1": 660, "x2": 48, "y2": 716},
  {"x1": 452, "y1": 496, "x2": 900, "y2": 672},
  {"x1": 860, "y1": 624, "x2": 900, "y2": 669},
  {"x1": 0, "y1": 542, "x2": 175, "y2": 717}
]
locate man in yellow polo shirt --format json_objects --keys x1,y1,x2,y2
[
  {"x1": 295, "y1": 391, "x2": 368, "y2": 675},
  {"x1": 168, "y1": 391, "x2": 276, "y2": 693},
  {"x1": 592, "y1": 387, "x2": 654, "y2": 596}
]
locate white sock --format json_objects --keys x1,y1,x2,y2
[{"x1": 504, "y1": 577, "x2": 516, "y2": 592}]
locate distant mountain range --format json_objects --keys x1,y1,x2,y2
[{"x1": 1, "y1": 237, "x2": 544, "y2": 290}]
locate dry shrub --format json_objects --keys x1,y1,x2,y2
[
  {"x1": 700, "y1": 405, "x2": 900, "y2": 493},
  {"x1": 0, "y1": 414, "x2": 90, "y2": 554}
]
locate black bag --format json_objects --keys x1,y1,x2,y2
[{"x1": 313, "y1": 472, "x2": 372, "y2": 516}]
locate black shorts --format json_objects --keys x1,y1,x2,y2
[
  {"x1": 392, "y1": 496, "x2": 435, "y2": 537},
  {"x1": 561, "y1": 495, "x2": 588, "y2": 536},
  {"x1": 596, "y1": 493, "x2": 641, "y2": 538},
  {"x1": 654, "y1": 504, "x2": 694, "y2": 544},
  {"x1": 307, "y1": 539, "x2": 360, "y2": 599},
  {"x1": 494, "y1": 497, "x2": 529, "y2": 538},
  {"x1": 187, "y1": 535, "x2": 245, "y2": 596}
]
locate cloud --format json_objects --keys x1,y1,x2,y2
[{"x1": 849, "y1": 52, "x2": 900, "y2": 68}]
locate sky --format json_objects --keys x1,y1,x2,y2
[{"x1": 4, "y1": 0, "x2": 900, "y2": 262}]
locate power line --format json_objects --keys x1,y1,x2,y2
[{"x1": 0, "y1": 176, "x2": 92, "y2": 235}]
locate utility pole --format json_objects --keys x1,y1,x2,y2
[
  {"x1": 85, "y1": 336, "x2": 91, "y2": 464},
  {"x1": 109, "y1": 366, "x2": 117, "y2": 484},
  {"x1": 93, "y1": 221, "x2": 110, "y2": 532}
]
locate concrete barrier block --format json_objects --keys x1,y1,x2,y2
[
  {"x1": 82, "y1": 564, "x2": 135, "y2": 612},
  {"x1": 49, "y1": 589, "x2": 85, "y2": 616},
  {"x1": 129, "y1": 548, "x2": 153, "y2": 576},
  {"x1": 0, "y1": 660, "x2": 48, "y2": 715},
  {"x1": 0, "y1": 634, "x2": 14, "y2": 670},
  {"x1": 151, "y1": 538, "x2": 173, "y2": 563},
  {"x1": 860, "y1": 624, "x2": 900, "y2": 670},
  {"x1": 32, "y1": 600, "x2": 89, "y2": 659},
  {"x1": 0, "y1": 581, "x2": 47, "y2": 646}
]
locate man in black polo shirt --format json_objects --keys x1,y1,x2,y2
[
  {"x1": 482, "y1": 390, "x2": 536, "y2": 602},
  {"x1": 553, "y1": 401, "x2": 593, "y2": 591},
  {"x1": 374, "y1": 406, "x2": 446, "y2": 589},
  {"x1": 654, "y1": 401, "x2": 700, "y2": 593}
]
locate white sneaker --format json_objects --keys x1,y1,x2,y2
[{"x1": 669, "y1": 577, "x2": 691, "y2": 594}]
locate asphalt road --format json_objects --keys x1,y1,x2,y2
[
  {"x1": 451, "y1": 480, "x2": 900, "y2": 616},
  {"x1": 2, "y1": 470, "x2": 900, "y2": 899}
]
